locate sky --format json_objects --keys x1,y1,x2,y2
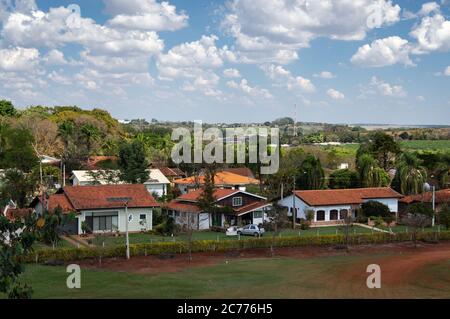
[{"x1": 0, "y1": 0, "x2": 449, "y2": 125}]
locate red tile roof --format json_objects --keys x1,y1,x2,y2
[
  {"x1": 400, "y1": 189, "x2": 450, "y2": 204},
  {"x1": 48, "y1": 194, "x2": 75, "y2": 213},
  {"x1": 5, "y1": 208, "x2": 33, "y2": 221},
  {"x1": 164, "y1": 201, "x2": 202, "y2": 213},
  {"x1": 174, "y1": 171, "x2": 259, "y2": 186},
  {"x1": 294, "y1": 187, "x2": 403, "y2": 206},
  {"x1": 221, "y1": 167, "x2": 255, "y2": 179},
  {"x1": 61, "y1": 184, "x2": 159, "y2": 210},
  {"x1": 158, "y1": 167, "x2": 185, "y2": 177},
  {"x1": 177, "y1": 188, "x2": 239, "y2": 202}
]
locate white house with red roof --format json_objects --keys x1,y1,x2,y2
[
  {"x1": 278, "y1": 187, "x2": 403, "y2": 225},
  {"x1": 165, "y1": 188, "x2": 271, "y2": 230},
  {"x1": 32, "y1": 184, "x2": 160, "y2": 235}
]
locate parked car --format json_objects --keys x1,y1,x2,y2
[{"x1": 237, "y1": 224, "x2": 265, "y2": 237}]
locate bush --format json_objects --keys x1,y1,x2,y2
[
  {"x1": 439, "y1": 205, "x2": 450, "y2": 230},
  {"x1": 361, "y1": 201, "x2": 391, "y2": 218},
  {"x1": 21, "y1": 231, "x2": 450, "y2": 263}
]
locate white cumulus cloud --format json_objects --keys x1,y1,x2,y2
[{"x1": 327, "y1": 88, "x2": 345, "y2": 100}]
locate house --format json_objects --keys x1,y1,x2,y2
[
  {"x1": 31, "y1": 184, "x2": 159, "y2": 235},
  {"x1": 155, "y1": 166, "x2": 186, "y2": 181},
  {"x1": 219, "y1": 167, "x2": 255, "y2": 179},
  {"x1": 399, "y1": 189, "x2": 450, "y2": 215},
  {"x1": 173, "y1": 171, "x2": 260, "y2": 194},
  {"x1": 70, "y1": 169, "x2": 170, "y2": 196},
  {"x1": 165, "y1": 188, "x2": 271, "y2": 230},
  {"x1": 278, "y1": 187, "x2": 403, "y2": 225}
]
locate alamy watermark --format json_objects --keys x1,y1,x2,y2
[{"x1": 171, "y1": 121, "x2": 280, "y2": 174}]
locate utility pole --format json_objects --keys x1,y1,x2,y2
[
  {"x1": 292, "y1": 175, "x2": 296, "y2": 229},
  {"x1": 125, "y1": 201, "x2": 130, "y2": 260},
  {"x1": 432, "y1": 186, "x2": 436, "y2": 227}
]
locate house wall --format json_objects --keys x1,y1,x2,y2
[
  {"x1": 145, "y1": 183, "x2": 168, "y2": 197},
  {"x1": 77, "y1": 207, "x2": 153, "y2": 234},
  {"x1": 278, "y1": 195, "x2": 309, "y2": 219},
  {"x1": 217, "y1": 192, "x2": 262, "y2": 208}
]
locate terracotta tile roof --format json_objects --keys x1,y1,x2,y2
[
  {"x1": 221, "y1": 167, "x2": 255, "y2": 179},
  {"x1": 174, "y1": 171, "x2": 259, "y2": 186},
  {"x1": 48, "y1": 194, "x2": 75, "y2": 213},
  {"x1": 400, "y1": 189, "x2": 450, "y2": 204},
  {"x1": 234, "y1": 201, "x2": 271, "y2": 216},
  {"x1": 85, "y1": 156, "x2": 118, "y2": 169},
  {"x1": 158, "y1": 167, "x2": 185, "y2": 177},
  {"x1": 61, "y1": 184, "x2": 159, "y2": 210},
  {"x1": 294, "y1": 187, "x2": 403, "y2": 206},
  {"x1": 177, "y1": 188, "x2": 240, "y2": 202},
  {"x1": 5, "y1": 208, "x2": 33, "y2": 221},
  {"x1": 164, "y1": 201, "x2": 202, "y2": 213}
]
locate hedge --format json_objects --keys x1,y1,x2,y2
[{"x1": 22, "y1": 231, "x2": 450, "y2": 263}]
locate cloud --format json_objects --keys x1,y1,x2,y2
[
  {"x1": 157, "y1": 35, "x2": 235, "y2": 80},
  {"x1": 222, "y1": 0, "x2": 401, "y2": 64},
  {"x1": 260, "y1": 64, "x2": 315, "y2": 93},
  {"x1": 416, "y1": 95, "x2": 426, "y2": 102},
  {"x1": 43, "y1": 49, "x2": 67, "y2": 65},
  {"x1": 104, "y1": 0, "x2": 188, "y2": 31},
  {"x1": 370, "y1": 76, "x2": 407, "y2": 97},
  {"x1": 313, "y1": 71, "x2": 336, "y2": 79},
  {"x1": 410, "y1": 4, "x2": 450, "y2": 53},
  {"x1": 327, "y1": 89, "x2": 345, "y2": 100},
  {"x1": 1, "y1": 6, "x2": 164, "y2": 56},
  {"x1": 227, "y1": 79, "x2": 272, "y2": 99},
  {"x1": 351, "y1": 36, "x2": 414, "y2": 67},
  {"x1": 418, "y1": 2, "x2": 441, "y2": 16},
  {"x1": 0, "y1": 46, "x2": 39, "y2": 71},
  {"x1": 445, "y1": 66, "x2": 450, "y2": 76},
  {"x1": 223, "y1": 68, "x2": 241, "y2": 78}
]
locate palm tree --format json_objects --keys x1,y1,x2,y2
[
  {"x1": 57, "y1": 121, "x2": 74, "y2": 150},
  {"x1": 393, "y1": 152, "x2": 427, "y2": 195},
  {"x1": 356, "y1": 154, "x2": 389, "y2": 187},
  {"x1": 80, "y1": 123, "x2": 100, "y2": 152},
  {"x1": 297, "y1": 155, "x2": 324, "y2": 190}
]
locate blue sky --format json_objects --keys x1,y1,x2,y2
[{"x1": 0, "y1": 0, "x2": 449, "y2": 124}]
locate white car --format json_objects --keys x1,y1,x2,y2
[{"x1": 237, "y1": 224, "x2": 265, "y2": 237}]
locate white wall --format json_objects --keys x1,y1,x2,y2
[
  {"x1": 78, "y1": 207, "x2": 153, "y2": 234},
  {"x1": 145, "y1": 183, "x2": 167, "y2": 197},
  {"x1": 198, "y1": 213, "x2": 210, "y2": 230},
  {"x1": 278, "y1": 195, "x2": 309, "y2": 219}
]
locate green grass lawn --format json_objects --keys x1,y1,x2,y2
[
  {"x1": 33, "y1": 238, "x2": 74, "y2": 250},
  {"x1": 90, "y1": 225, "x2": 372, "y2": 247},
  {"x1": 10, "y1": 249, "x2": 450, "y2": 299}
]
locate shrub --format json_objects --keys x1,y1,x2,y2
[
  {"x1": 439, "y1": 205, "x2": 450, "y2": 230},
  {"x1": 361, "y1": 201, "x2": 391, "y2": 218}
]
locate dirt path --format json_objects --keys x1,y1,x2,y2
[{"x1": 77, "y1": 242, "x2": 450, "y2": 277}]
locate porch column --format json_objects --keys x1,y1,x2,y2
[{"x1": 325, "y1": 209, "x2": 330, "y2": 221}]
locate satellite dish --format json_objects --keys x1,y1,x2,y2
[{"x1": 423, "y1": 183, "x2": 431, "y2": 192}]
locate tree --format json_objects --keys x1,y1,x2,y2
[
  {"x1": 0, "y1": 100, "x2": 17, "y2": 117},
  {"x1": 0, "y1": 126, "x2": 38, "y2": 172},
  {"x1": 39, "y1": 207, "x2": 75, "y2": 249},
  {"x1": 393, "y1": 152, "x2": 427, "y2": 195},
  {"x1": 328, "y1": 169, "x2": 359, "y2": 189},
  {"x1": 0, "y1": 169, "x2": 37, "y2": 208},
  {"x1": 368, "y1": 132, "x2": 400, "y2": 170},
  {"x1": 80, "y1": 123, "x2": 101, "y2": 152},
  {"x1": 402, "y1": 203, "x2": 434, "y2": 248},
  {"x1": 297, "y1": 155, "x2": 324, "y2": 190},
  {"x1": 0, "y1": 213, "x2": 37, "y2": 299},
  {"x1": 118, "y1": 140, "x2": 149, "y2": 183},
  {"x1": 356, "y1": 154, "x2": 389, "y2": 188},
  {"x1": 197, "y1": 165, "x2": 217, "y2": 216},
  {"x1": 265, "y1": 203, "x2": 289, "y2": 257}
]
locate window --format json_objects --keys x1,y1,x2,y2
[
  {"x1": 316, "y1": 210, "x2": 325, "y2": 221},
  {"x1": 232, "y1": 197, "x2": 243, "y2": 207},
  {"x1": 140, "y1": 214, "x2": 146, "y2": 220},
  {"x1": 92, "y1": 214, "x2": 118, "y2": 232},
  {"x1": 253, "y1": 211, "x2": 263, "y2": 219},
  {"x1": 330, "y1": 210, "x2": 338, "y2": 220}
]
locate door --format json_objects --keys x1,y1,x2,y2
[{"x1": 212, "y1": 213, "x2": 221, "y2": 227}]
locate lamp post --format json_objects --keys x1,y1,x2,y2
[{"x1": 125, "y1": 201, "x2": 130, "y2": 260}]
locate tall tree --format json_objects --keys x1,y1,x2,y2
[
  {"x1": 328, "y1": 169, "x2": 359, "y2": 189},
  {"x1": 393, "y1": 152, "x2": 427, "y2": 195},
  {"x1": 118, "y1": 140, "x2": 149, "y2": 183},
  {"x1": 0, "y1": 169, "x2": 37, "y2": 207},
  {"x1": 297, "y1": 155, "x2": 324, "y2": 190},
  {"x1": 368, "y1": 132, "x2": 401, "y2": 170},
  {"x1": 356, "y1": 154, "x2": 389, "y2": 188},
  {"x1": 0, "y1": 100, "x2": 17, "y2": 117},
  {"x1": 0, "y1": 127, "x2": 38, "y2": 172}
]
